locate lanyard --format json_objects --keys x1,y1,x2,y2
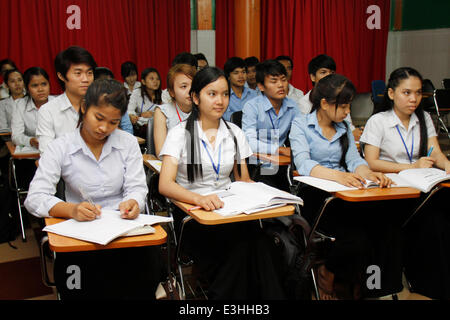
[
  {"x1": 268, "y1": 111, "x2": 276, "y2": 130},
  {"x1": 396, "y1": 125, "x2": 414, "y2": 163},
  {"x1": 175, "y1": 103, "x2": 182, "y2": 123},
  {"x1": 201, "y1": 140, "x2": 221, "y2": 181}
]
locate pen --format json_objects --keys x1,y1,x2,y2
[
  {"x1": 188, "y1": 206, "x2": 201, "y2": 212},
  {"x1": 427, "y1": 146, "x2": 434, "y2": 157},
  {"x1": 78, "y1": 186, "x2": 100, "y2": 218}
]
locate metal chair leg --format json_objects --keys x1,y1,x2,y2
[
  {"x1": 39, "y1": 236, "x2": 55, "y2": 288},
  {"x1": 9, "y1": 157, "x2": 26, "y2": 241},
  {"x1": 402, "y1": 185, "x2": 443, "y2": 228}
]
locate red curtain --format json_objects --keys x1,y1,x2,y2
[
  {"x1": 215, "y1": 0, "x2": 236, "y2": 70},
  {"x1": 216, "y1": 0, "x2": 390, "y2": 93},
  {"x1": 0, "y1": 0, "x2": 191, "y2": 94}
]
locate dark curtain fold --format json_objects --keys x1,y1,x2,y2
[
  {"x1": 0, "y1": 0, "x2": 191, "y2": 93},
  {"x1": 215, "y1": 0, "x2": 235, "y2": 70}
]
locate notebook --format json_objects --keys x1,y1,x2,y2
[
  {"x1": 14, "y1": 145, "x2": 39, "y2": 155},
  {"x1": 206, "y1": 182, "x2": 303, "y2": 217},
  {"x1": 43, "y1": 209, "x2": 173, "y2": 245}
]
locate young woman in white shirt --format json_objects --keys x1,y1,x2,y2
[
  {"x1": 361, "y1": 67, "x2": 450, "y2": 299},
  {"x1": 158, "y1": 67, "x2": 286, "y2": 299},
  {"x1": 153, "y1": 64, "x2": 196, "y2": 156},
  {"x1": 0, "y1": 69, "x2": 25, "y2": 131},
  {"x1": 127, "y1": 68, "x2": 162, "y2": 137},
  {"x1": 25, "y1": 79, "x2": 161, "y2": 299}
]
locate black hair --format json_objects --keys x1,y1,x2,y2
[
  {"x1": 223, "y1": 57, "x2": 246, "y2": 79},
  {"x1": 308, "y1": 54, "x2": 336, "y2": 85},
  {"x1": 140, "y1": 67, "x2": 162, "y2": 105},
  {"x1": 275, "y1": 55, "x2": 293, "y2": 68},
  {"x1": 94, "y1": 67, "x2": 114, "y2": 80},
  {"x1": 23, "y1": 67, "x2": 50, "y2": 104},
  {"x1": 185, "y1": 67, "x2": 241, "y2": 183},
  {"x1": 310, "y1": 73, "x2": 356, "y2": 171},
  {"x1": 54, "y1": 46, "x2": 97, "y2": 90},
  {"x1": 78, "y1": 79, "x2": 129, "y2": 127},
  {"x1": 255, "y1": 59, "x2": 287, "y2": 85},
  {"x1": 0, "y1": 59, "x2": 17, "y2": 74},
  {"x1": 244, "y1": 56, "x2": 259, "y2": 68},
  {"x1": 171, "y1": 52, "x2": 198, "y2": 68},
  {"x1": 120, "y1": 61, "x2": 138, "y2": 80},
  {"x1": 194, "y1": 53, "x2": 208, "y2": 63},
  {"x1": 374, "y1": 67, "x2": 427, "y2": 157},
  {"x1": 3, "y1": 69, "x2": 23, "y2": 85}
]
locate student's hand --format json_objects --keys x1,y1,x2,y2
[
  {"x1": 277, "y1": 147, "x2": 291, "y2": 156},
  {"x1": 119, "y1": 199, "x2": 140, "y2": 219},
  {"x1": 361, "y1": 171, "x2": 393, "y2": 188},
  {"x1": 129, "y1": 114, "x2": 139, "y2": 124},
  {"x1": 141, "y1": 111, "x2": 154, "y2": 118},
  {"x1": 30, "y1": 137, "x2": 39, "y2": 149},
  {"x1": 413, "y1": 157, "x2": 435, "y2": 169},
  {"x1": 71, "y1": 202, "x2": 102, "y2": 221},
  {"x1": 445, "y1": 160, "x2": 450, "y2": 174},
  {"x1": 335, "y1": 171, "x2": 366, "y2": 189},
  {"x1": 194, "y1": 194, "x2": 224, "y2": 211},
  {"x1": 352, "y1": 127, "x2": 364, "y2": 142}
]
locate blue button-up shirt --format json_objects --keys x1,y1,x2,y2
[
  {"x1": 223, "y1": 86, "x2": 258, "y2": 121},
  {"x1": 289, "y1": 111, "x2": 367, "y2": 176},
  {"x1": 242, "y1": 94, "x2": 300, "y2": 154}
]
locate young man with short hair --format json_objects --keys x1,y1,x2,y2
[
  {"x1": 222, "y1": 57, "x2": 257, "y2": 122},
  {"x1": 37, "y1": 46, "x2": 97, "y2": 153},
  {"x1": 275, "y1": 55, "x2": 304, "y2": 107},
  {"x1": 244, "y1": 56, "x2": 260, "y2": 93}
]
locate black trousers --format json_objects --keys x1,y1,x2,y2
[
  {"x1": 297, "y1": 185, "x2": 406, "y2": 298},
  {"x1": 403, "y1": 187, "x2": 450, "y2": 299},
  {"x1": 173, "y1": 206, "x2": 286, "y2": 300},
  {"x1": 54, "y1": 246, "x2": 164, "y2": 300}
]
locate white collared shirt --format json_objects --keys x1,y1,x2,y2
[
  {"x1": 127, "y1": 89, "x2": 158, "y2": 116},
  {"x1": 161, "y1": 89, "x2": 172, "y2": 105},
  {"x1": 360, "y1": 109, "x2": 437, "y2": 164},
  {"x1": 36, "y1": 92, "x2": 80, "y2": 154},
  {"x1": 286, "y1": 83, "x2": 304, "y2": 107},
  {"x1": 156, "y1": 102, "x2": 191, "y2": 132},
  {"x1": 124, "y1": 81, "x2": 141, "y2": 96},
  {"x1": 298, "y1": 90, "x2": 355, "y2": 131},
  {"x1": 11, "y1": 96, "x2": 55, "y2": 147},
  {"x1": 0, "y1": 96, "x2": 19, "y2": 131},
  {"x1": 0, "y1": 82, "x2": 9, "y2": 100},
  {"x1": 159, "y1": 119, "x2": 253, "y2": 195},
  {"x1": 24, "y1": 128, "x2": 148, "y2": 218}
]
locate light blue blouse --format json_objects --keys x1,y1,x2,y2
[
  {"x1": 290, "y1": 111, "x2": 367, "y2": 176},
  {"x1": 223, "y1": 86, "x2": 258, "y2": 121}
]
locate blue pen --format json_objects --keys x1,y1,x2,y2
[{"x1": 427, "y1": 146, "x2": 434, "y2": 157}]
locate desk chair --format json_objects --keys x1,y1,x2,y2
[
  {"x1": 371, "y1": 80, "x2": 386, "y2": 107},
  {"x1": 443, "y1": 79, "x2": 450, "y2": 89},
  {"x1": 350, "y1": 93, "x2": 374, "y2": 128},
  {"x1": 433, "y1": 89, "x2": 450, "y2": 140}
]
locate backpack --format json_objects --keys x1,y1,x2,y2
[{"x1": 264, "y1": 214, "x2": 320, "y2": 300}]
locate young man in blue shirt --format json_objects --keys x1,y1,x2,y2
[
  {"x1": 242, "y1": 59, "x2": 301, "y2": 190},
  {"x1": 222, "y1": 57, "x2": 257, "y2": 122}
]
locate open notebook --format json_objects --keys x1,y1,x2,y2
[
  {"x1": 205, "y1": 182, "x2": 303, "y2": 217},
  {"x1": 14, "y1": 145, "x2": 39, "y2": 155},
  {"x1": 43, "y1": 210, "x2": 173, "y2": 245},
  {"x1": 294, "y1": 168, "x2": 450, "y2": 193}
]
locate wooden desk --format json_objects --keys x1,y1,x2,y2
[
  {"x1": 441, "y1": 182, "x2": 450, "y2": 188},
  {"x1": 254, "y1": 153, "x2": 291, "y2": 166},
  {"x1": 334, "y1": 187, "x2": 421, "y2": 202},
  {"x1": 6, "y1": 141, "x2": 40, "y2": 159},
  {"x1": 45, "y1": 218, "x2": 167, "y2": 253},
  {"x1": 173, "y1": 201, "x2": 295, "y2": 225},
  {"x1": 0, "y1": 131, "x2": 11, "y2": 136},
  {"x1": 136, "y1": 136, "x2": 146, "y2": 145}
]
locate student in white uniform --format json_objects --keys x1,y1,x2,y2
[
  {"x1": 0, "y1": 69, "x2": 25, "y2": 131},
  {"x1": 361, "y1": 67, "x2": 450, "y2": 299},
  {"x1": 159, "y1": 67, "x2": 285, "y2": 299},
  {"x1": 36, "y1": 46, "x2": 97, "y2": 154},
  {"x1": 11, "y1": 67, "x2": 54, "y2": 188},
  {"x1": 120, "y1": 61, "x2": 141, "y2": 96},
  {"x1": 24, "y1": 79, "x2": 161, "y2": 299},
  {"x1": 0, "y1": 59, "x2": 18, "y2": 100},
  {"x1": 153, "y1": 64, "x2": 196, "y2": 156},
  {"x1": 127, "y1": 68, "x2": 162, "y2": 137}
]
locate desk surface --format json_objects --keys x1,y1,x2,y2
[
  {"x1": 0, "y1": 131, "x2": 11, "y2": 136},
  {"x1": 441, "y1": 182, "x2": 450, "y2": 188},
  {"x1": 6, "y1": 141, "x2": 40, "y2": 159},
  {"x1": 136, "y1": 136, "x2": 146, "y2": 145},
  {"x1": 333, "y1": 187, "x2": 421, "y2": 202},
  {"x1": 45, "y1": 218, "x2": 167, "y2": 252},
  {"x1": 254, "y1": 153, "x2": 291, "y2": 166},
  {"x1": 173, "y1": 200, "x2": 295, "y2": 225}
]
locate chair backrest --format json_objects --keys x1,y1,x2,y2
[
  {"x1": 146, "y1": 117, "x2": 156, "y2": 155},
  {"x1": 434, "y1": 89, "x2": 450, "y2": 111},
  {"x1": 420, "y1": 79, "x2": 436, "y2": 112},
  {"x1": 350, "y1": 92, "x2": 374, "y2": 127},
  {"x1": 371, "y1": 80, "x2": 386, "y2": 105},
  {"x1": 230, "y1": 111, "x2": 243, "y2": 128},
  {"x1": 443, "y1": 79, "x2": 450, "y2": 89}
]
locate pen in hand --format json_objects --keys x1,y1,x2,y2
[
  {"x1": 427, "y1": 146, "x2": 434, "y2": 157},
  {"x1": 78, "y1": 186, "x2": 101, "y2": 219}
]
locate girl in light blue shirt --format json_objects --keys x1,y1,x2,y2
[{"x1": 290, "y1": 74, "x2": 399, "y2": 300}]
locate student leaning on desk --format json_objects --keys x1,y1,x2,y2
[
  {"x1": 158, "y1": 67, "x2": 286, "y2": 299},
  {"x1": 24, "y1": 79, "x2": 163, "y2": 299}
]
